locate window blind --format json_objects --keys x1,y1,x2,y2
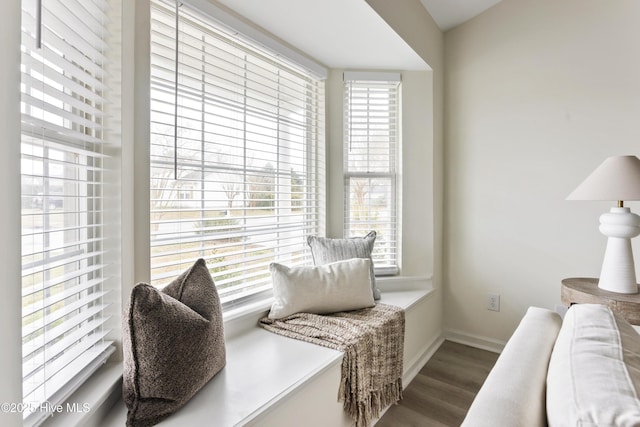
[
  {"x1": 150, "y1": 0, "x2": 325, "y2": 308},
  {"x1": 20, "y1": 0, "x2": 114, "y2": 423},
  {"x1": 344, "y1": 73, "x2": 401, "y2": 275}
]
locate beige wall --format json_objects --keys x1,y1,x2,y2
[
  {"x1": 444, "y1": 0, "x2": 640, "y2": 344},
  {"x1": 400, "y1": 70, "x2": 436, "y2": 277},
  {"x1": 365, "y1": 0, "x2": 444, "y2": 283}
]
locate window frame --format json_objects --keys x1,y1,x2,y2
[
  {"x1": 149, "y1": 0, "x2": 326, "y2": 310},
  {"x1": 343, "y1": 71, "x2": 402, "y2": 276},
  {"x1": 19, "y1": 0, "x2": 115, "y2": 423}
]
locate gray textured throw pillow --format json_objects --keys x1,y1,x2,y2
[
  {"x1": 123, "y1": 258, "x2": 226, "y2": 427},
  {"x1": 307, "y1": 231, "x2": 380, "y2": 300}
]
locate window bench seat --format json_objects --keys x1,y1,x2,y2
[{"x1": 57, "y1": 277, "x2": 442, "y2": 427}]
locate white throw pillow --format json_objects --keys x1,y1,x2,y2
[{"x1": 268, "y1": 258, "x2": 375, "y2": 319}]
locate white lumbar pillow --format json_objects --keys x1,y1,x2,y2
[{"x1": 268, "y1": 258, "x2": 375, "y2": 319}]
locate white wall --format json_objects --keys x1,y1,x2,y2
[
  {"x1": 444, "y1": 0, "x2": 640, "y2": 344},
  {"x1": 400, "y1": 71, "x2": 436, "y2": 277}
]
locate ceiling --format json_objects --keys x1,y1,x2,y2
[
  {"x1": 420, "y1": 0, "x2": 503, "y2": 31},
  {"x1": 216, "y1": 0, "x2": 428, "y2": 71},
  {"x1": 215, "y1": 0, "x2": 502, "y2": 71}
]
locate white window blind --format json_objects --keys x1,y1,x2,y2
[
  {"x1": 20, "y1": 0, "x2": 114, "y2": 423},
  {"x1": 344, "y1": 73, "x2": 401, "y2": 275},
  {"x1": 150, "y1": 0, "x2": 325, "y2": 308}
]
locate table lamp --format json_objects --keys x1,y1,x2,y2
[{"x1": 567, "y1": 155, "x2": 640, "y2": 294}]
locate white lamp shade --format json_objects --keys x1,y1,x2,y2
[{"x1": 567, "y1": 155, "x2": 640, "y2": 201}]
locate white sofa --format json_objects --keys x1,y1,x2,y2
[{"x1": 461, "y1": 303, "x2": 640, "y2": 427}]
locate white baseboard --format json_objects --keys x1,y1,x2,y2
[
  {"x1": 443, "y1": 328, "x2": 506, "y2": 354},
  {"x1": 403, "y1": 334, "x2": 445, "y2": 386}
]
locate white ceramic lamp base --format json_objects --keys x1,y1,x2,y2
[{"x1": 598, "y1": 207, "x2": 640, "y2": 294}]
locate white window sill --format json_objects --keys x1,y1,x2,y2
[
  {"x1": 41, "y1": 361, "x2": 123, "y2": 427},
  {"x1": 44, "y1": 276, "x2": 433, "y2": 427}
]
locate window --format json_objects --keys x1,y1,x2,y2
[
  {"x1": 343, "y1": 72, "x2": 401, "y2": 275},
  {"x1": 20, "y1": 0, "x2": 114, "y2": 423},
  {"x1": 150, "y1": 0, "x2": 325, "y2": 308}
]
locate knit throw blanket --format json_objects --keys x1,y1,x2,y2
[{"x1": 259, "y1": 303, "x2": 405, "y2": 427}]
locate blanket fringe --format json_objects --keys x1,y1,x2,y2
[{"x1": 340, "y1": 377, "x2": 403, "y2": 427}]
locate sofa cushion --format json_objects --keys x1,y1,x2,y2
[
  {"x1": 547, "y1": 303, "x2": 640, "y2": 427},
  {"x1": 461, "y1": 307, "x2": 562, "y2": 427},
  {"x1": 307, "y1": 231, "x2": 380, "y2": 300},
  {"x1": 268, "y1": 258, "x2": 375, "y2": 319},
  {"x1": 461, "y1": 307, "x2": 563, "y2": 427},
  {"x1": 123, "y1": 258, "x2": 226, "y2": 427}
]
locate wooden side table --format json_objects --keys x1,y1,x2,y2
[{"x1": 561, "y1": 277, "x2": 640, "y2": 325}]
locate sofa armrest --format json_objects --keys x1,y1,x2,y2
[{"x1": 461, "y1": 307, "x2": 562, "y2": 427}]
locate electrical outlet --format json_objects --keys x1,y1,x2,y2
[{"x1": 487, "y1": 293, "x2": 500, "y2": 312}]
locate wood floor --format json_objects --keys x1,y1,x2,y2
[{"x1": 376, "y1": 340, "x2": 499, "y2": 427}]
